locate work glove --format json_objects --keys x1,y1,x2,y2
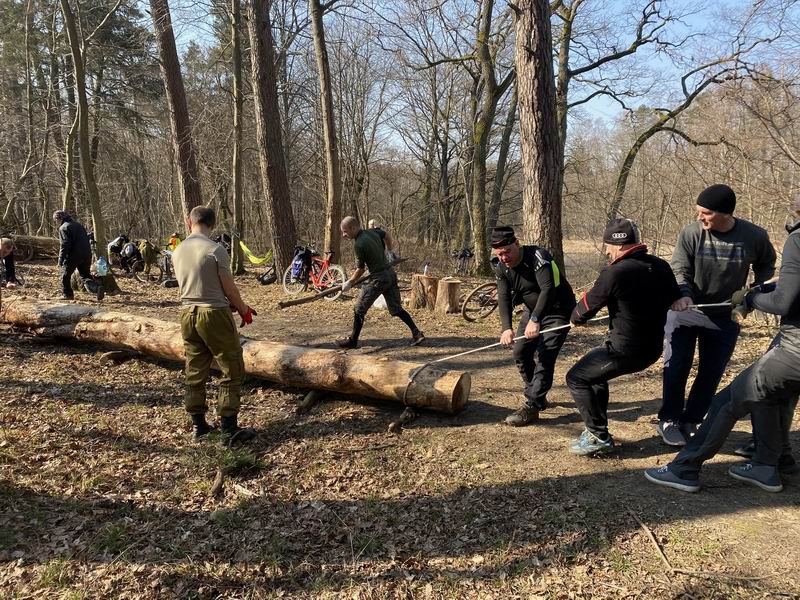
[
  {"x1": 239, "y1": 306, "x2": 257, "y2": 328},
  {"x1": 341, "y1": 280, "x2": 353, "y2": 293},
  {"x1": 730, "y1": 288, "x2": 749, "y2": 308}
]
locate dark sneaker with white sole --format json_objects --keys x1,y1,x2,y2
[
  {"x1": 733, "y1": 437, "x2": 755, "y2": 458},
  {"x1": 505, "y1": 405, "x2": 539, "y2": 427},
  {"x1": 644, "y1": 465, "x2": 701, "y2": 492},
  {"x1": 410, "y1": 330, "x2": 426, "y2": 346},
  {"x1": 336, "y1": 336, "x2": 358, "y2": 349},
  {"x1": 569, "y1": 429, "x2": 614, "y2": 456},
  {"x1": 657, "y1": 420, "x2": 687, "y2": 446},
  {"x1": 679, "y1": 422, "x2": 698, "y2": 439},
  {"x1": 727, "y1": 462, "x2": 783, "y2": 492}
]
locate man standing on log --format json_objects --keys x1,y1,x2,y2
[
  {"x1": 491, "y1": 226, "x2": 576, "y2": 426},
  {"x1": 1, "y1": 238, "x2": 19, "y2": 288},
  {"x1": 337, "y1": 216, "x2": 424, "y2": 349},
  {"x1": 657, "y1": 184, "x2": 775, "y2": 447},
  {"x1": 645, "y1": 197, "x2": 800, "y2": 493},
  {"x1": 172, "y1": 206, "x2": 257, "y2": 444},
  {"x1": 53, "y1": 211, "x2": 103, "y2": 302},
  {"x1": 567, "y1": 219, "x2": 681, "y2": 456}
]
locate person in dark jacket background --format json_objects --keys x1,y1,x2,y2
[
  {"x1": 657, "y1": 184, "x2": 776, "y2": 447},
  {"x1": 1, "y1": 238, "x2": 19, "y2": 288},
  {"x1": 646, "y1": 196, "x2": 800, "y2": 493},
  {"x1": 54, "y1": 210, "x2": 103, "y2": 301},
  {"x1": 567, "y1": 219, "x2": 681, "y2": 456},
  {"x1": 492, "y1": 226, "x2": 576, "y2": 426}
]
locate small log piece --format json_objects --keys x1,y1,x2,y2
[
  {"x1": 410, "y1": 274, "x2": 439, "y2": 310},
  {"x1": 434, "y1": 278, "x2": 462, "y2": 314}
]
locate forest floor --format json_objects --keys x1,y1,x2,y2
[{"x1": 1, "y1": 250, "x2": 799, "y2": 599}]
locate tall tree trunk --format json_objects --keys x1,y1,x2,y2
[
  {"x1": 59, "y1": 0, "x2": 119, "y2": 291},
  {"x1": 90, "y1": 62, "x2": 104, "y2": 166},
  {"x1": 149, "y1": 0, "x2": 203, "y2": 227},
  {"x1": 309, "y1": 0, "x2": 342, "y2": 260},
  {"x1": 247, "y1": 0, "x2": 297, "y2": 272},
  {"x1": 514, "y1": 0, "x2": 563, "y2": 267},
  {"x1": 488, "y1": 81, "x2": 518, "y2": 231},
  {"x1": 230, "y1": 0, "x2": 245, "y2": 274},
  {"x1": 62, "y1": 54, "x2": 82, "y2": 215}
]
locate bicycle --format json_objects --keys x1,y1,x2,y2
[
  {"x1": 282, "y1": 245, "x2": 346, "y2": 301},
  {"x1": 452, "y1": 247, "x2": 474, "y2": 277},
  {"x1": 461, "y1": 281, "x2": 498, "y2": 322}
]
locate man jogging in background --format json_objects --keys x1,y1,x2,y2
[
  {"x1": 53, "y1": 210, "x2": 103, "y2": 301},
  {"x1": 657, "y1": 184, "x2": 776, "y2": 447},
  {"x1": 567, "y1": 219, "x2": 681, "y2": 456},
  {"x1": 338, "y1": 216, "x2": 424, "y2": 349},
  {"x1": 1, "y1": 238, "x2": 19, "y2": 288},
  {"x1": 491, "y1": 226, "x2": 576, "y2": 426},
  {"x1": 646, "y1": 196, "x2": 800, "y2": 493},
  {"x1": 173, "y1": 206, "x2": 257, "y2": 444}
]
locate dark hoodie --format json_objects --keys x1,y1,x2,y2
[
  {"x1": 57, "y1": 216, "x2": 92, "y2": 266},
  {"x1": 572, "y1": 244, "x2": 681, "y2": 356}
]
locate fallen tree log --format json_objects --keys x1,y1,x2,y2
[
  {"x1": 1, "y1": 300, "x2": 470, "y2": 414},
  {"x1": 10, "y1": 235, "x2": 60, "y2": 261}
]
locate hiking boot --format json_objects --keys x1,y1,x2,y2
[
  {"x1": 733, "y1": 437, "x2": 756, "y2": 458},
  {"x1": 62, "y1": 294, "x2": 74, "y2": 301},
  {"x1": 191, "y1": 414, "x2": 213, "y2": 439},
  {"x1": 657, "y1": 420, "x2": 687, "y2": 447},
  {"x1": 336, "y1": 336, "x2": 358, "y2": 349},
  {"x1": 220, "y1": 415, "x2": 256, "y2": 446},
  {"x1": 779, "y1": 456, "x2": 800, "y2": 475},
  {"x1": 569, "y1": 429, "x2": 614, "y2": 456},
  {"x1": 644, "y1": 465, "x2": 700, "y2": 493},
  {"x1": 679, "y1": 422, "x2": 698, "y2": 439},
  {"x1": 505, "y1": 405, "x2": 539, "y2": 427},
  {"x1": 410, "y1": 330, "x2": 426, "y2": 347},
  {"x1": 727, "y1": 462, "x2": 783, "y2": 492}
]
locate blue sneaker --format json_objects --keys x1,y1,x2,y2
[
  {"x1": 644, "y1": 465, "x2": 700, "y2": 493},
  {"x1": 569, "y1": 429, "x2": 614, "y2": 456},
  {"x1": 728, "y1": 462, "x2": 783, "y2": 492}
]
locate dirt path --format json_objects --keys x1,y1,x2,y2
[{"x1": 1, "y1": 262, "x2": 798, "y2": 598}]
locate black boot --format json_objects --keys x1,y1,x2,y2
[
  {"x1": 191, "y1": 413, "x2": 213, "y2": 439},
  {"x1": 220, "y1": 415, "x2": 256, "y2": 446}
]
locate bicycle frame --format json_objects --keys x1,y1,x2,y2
[{"x1": 306, "y1": 252, "x2": 336, "y2": 289}]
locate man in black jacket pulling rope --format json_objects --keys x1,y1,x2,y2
[{"x1": 492, "y1": 226, "x2": 576, "y2": 426}]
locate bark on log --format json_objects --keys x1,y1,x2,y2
[
  {"x1": 435, "y1": 278, "x2": 462, "y2": 314},
  {"x1": 1, "y1": 300, "x2": 470, "y2": 414},
  {"x1": 410, "y1": 274, "x2": 439, "y2": 310},
  {"x1": 10, "y1": 235, "x2": 60, "y2": 260}
]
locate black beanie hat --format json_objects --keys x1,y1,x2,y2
[
  {"x1": 490, "y1": 226, "x2": 517, "y2": 248},
  {"x1": 603, "y1": 218, "x2": 641, "y2": 246},
  {"x1": 697, "y1": 184, "x2": 736, "y2": 214}
]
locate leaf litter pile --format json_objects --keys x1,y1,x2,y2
[{"x1": 1, "y1": 262, "x2": 799, "y2": 599}]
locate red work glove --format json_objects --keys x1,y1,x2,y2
[{"x1": 239, "y1": 306, "x2": 257, "y2": 328}]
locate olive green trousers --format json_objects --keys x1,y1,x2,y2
[{"x1": 181, "y1": 306, "x2": 244, "y2": 417}]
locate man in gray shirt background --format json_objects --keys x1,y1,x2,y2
[{"x1": 657, "y1": 184, "x2": 776, "y2": 447}]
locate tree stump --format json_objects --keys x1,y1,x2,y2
[
  {"x1": 410, "y1": 274, "x2": 439, "y2": 310},
  {"x1": 435, "y1": 278, "x2": 462, "y2": 314}
]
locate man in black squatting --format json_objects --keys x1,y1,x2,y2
[
  {"x1": 491, "y1": 225, "x2": 576, "y2": 426},
  {"x1": 645, "y1": 195, "x2": 800, "y2": 493},
  {"x1": 567, "y1": 219, "x2": 681, "y2": 456}
]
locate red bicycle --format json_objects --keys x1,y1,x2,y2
[{"x1": 282, "y1": 245, "x2": 346, "y2": 301}]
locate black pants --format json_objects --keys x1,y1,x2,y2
[
  {"x1": 513, "y1": 310, "x2": 570, "y2": 410},
  {"x1": 567, "y1": 344, "x2": 659, "y2": 437},
  {"x1": 61, "y1": 259, "x2": 93, "y2": 298},
  {"x1": 670, "y1": 334, "x2": 800, "y2": 480},
  {"x1": 351, "y1": 269, "x2": 417, "y2": 341},
  {"x1": 660, "y1": 314, "x2": 740, "y2": 424}
]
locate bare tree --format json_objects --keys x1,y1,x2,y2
[{"x1": 247, "y1": 0, "x2": 297, "y2": 271}]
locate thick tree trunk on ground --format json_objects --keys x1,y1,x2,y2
[
  {"x1": 514, "y1": 0, "x2": 563, "y2": 268},
  {"x1": 10, "y1": 235, "x2": 60, "y2": 259},
  {"x1": 149, "y1": 0, "x2": 203, "y2": 226},
  {"x1": 410, "y1": 274, "x2": 439, "y2": 310},
  {"x1": 1, "y1": 300, "x2": 470, "y2": 414},
  {"x1": 247, "y1": 0, "x2": 297, "y2": 272}
]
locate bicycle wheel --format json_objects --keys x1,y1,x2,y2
[
  {"x1": 282, "y1": 265, "x2": 307, "y2": 295},
  {"x1": 319, "y1": 264, "x2": 346, "y2": 301},
  {"x1": 461, "y1": 282, "x2": 499, "y2": 322},
  {"x1": 16, "y1": 245, "x2": 34, "y2": 263},
  {"x1": 135, "y1": 263, "x2": 164, "y2": 284}
]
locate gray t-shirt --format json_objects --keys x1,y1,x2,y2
[
  {"x1": 671, "y1": 219, "x2": 776, "y2": 312},
  {"x1": 172, "y1": 233, "x2": 232, "y2": 308}
]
